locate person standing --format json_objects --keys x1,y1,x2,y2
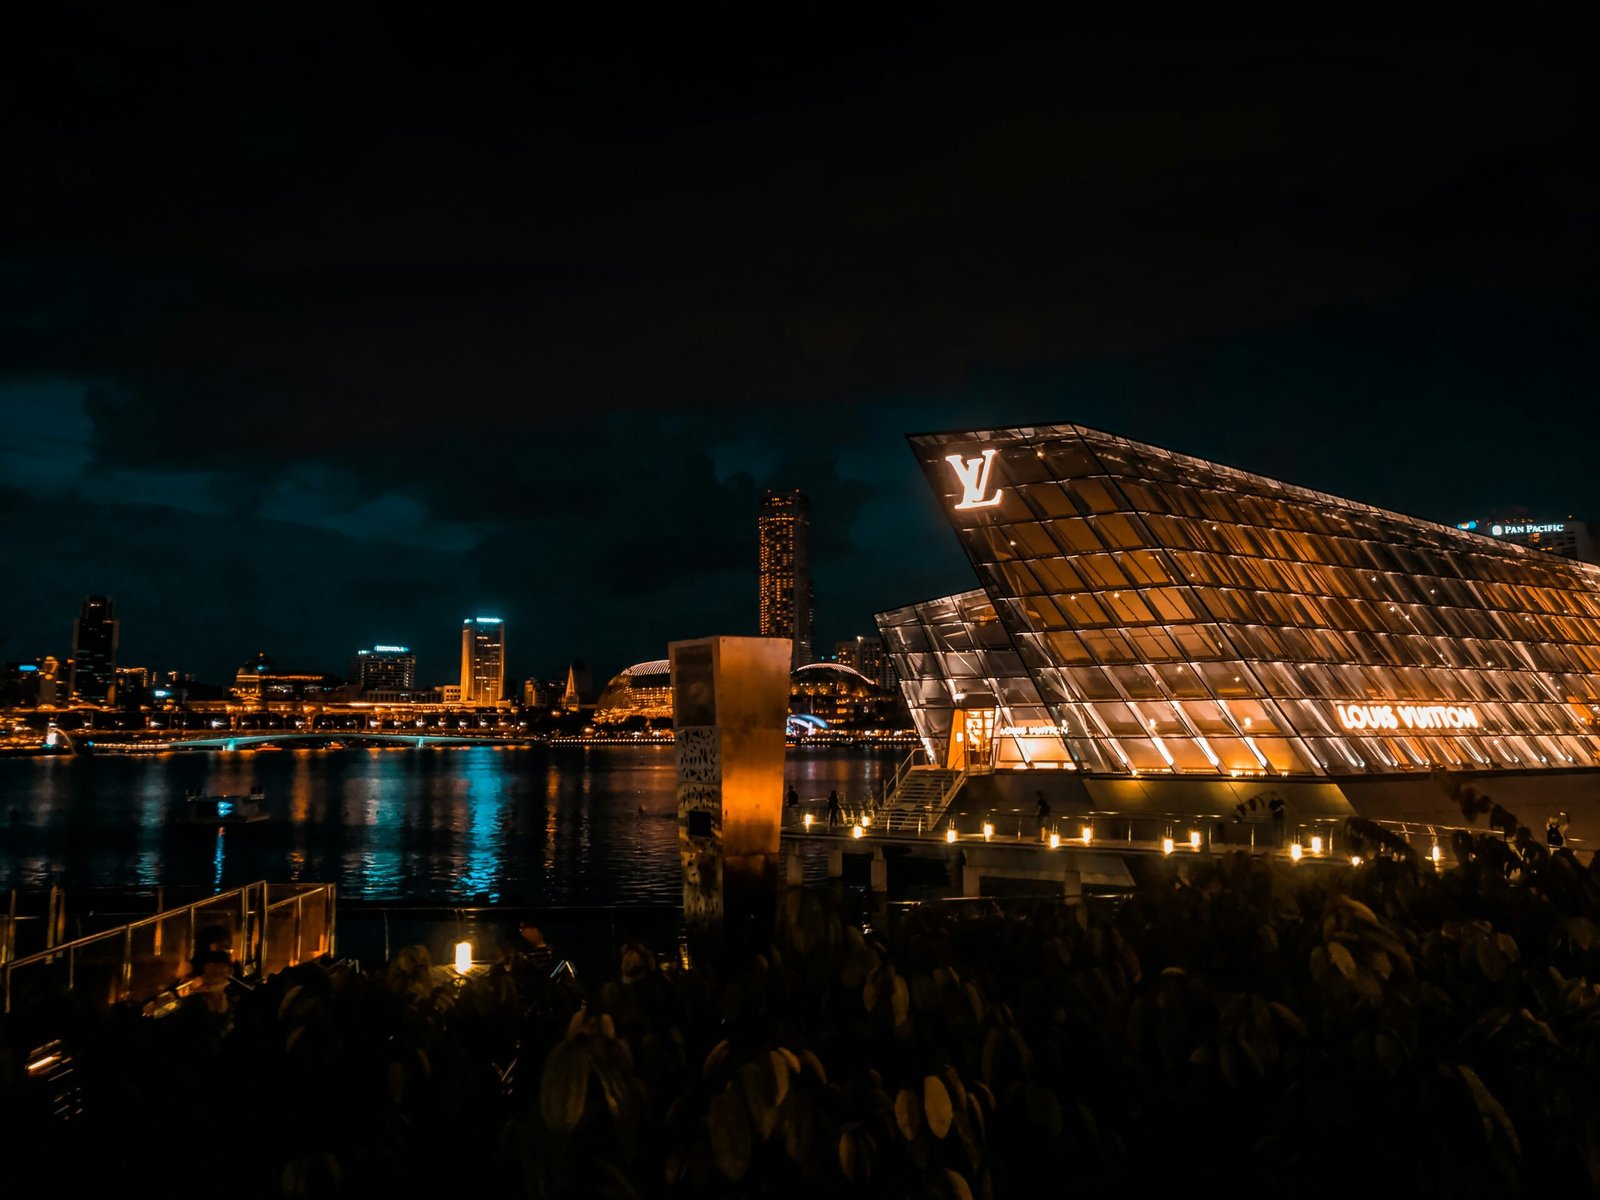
[
  {"x1": 826, "y1": 788, "x2": 842, "y2": 829},
  {"x1": 1034, "y1": 789, "x2": 1051, "y2": 837}
]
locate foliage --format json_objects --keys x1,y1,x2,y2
[{"x1": 7, "y1": 811, "x2": 1600, "y2": 1197}]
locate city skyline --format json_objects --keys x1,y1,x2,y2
[{"x1": 6, "y1": 18, "x2": 1600, "y2": 683}]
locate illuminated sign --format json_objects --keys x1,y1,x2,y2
[
  {"x1": 996, "y1": 724, "x2": 1068, "y2": 737},
  {"x1": 1335, "y1": 703, "x2": 1480, "y2": 731},
  {"x1": 467, "y1": 617, "x2": 503, "y2": 624},
  {"x1": 1491, "y1": 523, "x2": 1564, "y2": 536},
  {"x1": 945, "y1": 449, "x2": 1004, "y2": 510},
  {"x1": 372, "y1": 645, "x2": 409, "y2": 653}
]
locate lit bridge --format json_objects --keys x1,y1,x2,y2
[{"x1": 81, "y1": 730, "x2": 528, "y2": 753}]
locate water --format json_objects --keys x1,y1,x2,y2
[{"x1": 0, "y1": 744, "x2": 904, "y2": 903}]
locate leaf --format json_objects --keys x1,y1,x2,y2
[
  {"x1": 864, "y1": 966, "x2": 883, "y2": 1013},
  {"x1": 892, "y1": 976, "x2": 911, "y2": 1028},
  {"x1": 1267, "y1": 1002, "x2": 1308, "y2": 1039},
  {"x1": 946, "y1": 1169, "x2": 974, "y2": 1200},
  {"x1": 924, "y1": 1075, "x2": 954, "y2": 1139},
  {"x1": 739, "y1": 1061, "x2": 778, "y2": 1140},
  {"x1": 1458, "y1": 1064, "x2": 1521, "y2": 1157},
  {"x1": 777, "y1": 1046, "x2": 801, "y2": 1075},
  {"x1": 1327, "y1": 942, "x2": 1360, "y2": 982},
  {"x1": 539, "y1": 1040, "x2": 592, "y2": 1133},
  {"x1": 800, "y1": 1049, "x2": 827, "y2": 1084},
  {"x1": 769, "y1": 1050, "x2": 791, "y2": 1108},
  {"x1": 709, "y1": 1088, "x2": 753, "y2": 1181},
  {"x1": 965, "y1": 982, "x2": 985, "y2": 1024},
  {"x1": 703, "y1": 1038, "x2": 730, "y2": 1078},
  {"x1": 894, "y1": 1088, "x2": 922, "y2": 1140},
  {"x1": 838, "y1": 1129, "x2": 859, "y2": 1182}
]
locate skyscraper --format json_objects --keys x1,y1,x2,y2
[
  {"x1": 351, "y1": 645, "x2": 418, "y2": 694},
  {"x1": 459, "y1": 617, "x2": 506, "y2": 706},
  {"x1": 69, "y1": 595, "x2": 118, "y2": 703},
  {"x1": 758, "y1": 488, "x2": 813, "y2": 668}
]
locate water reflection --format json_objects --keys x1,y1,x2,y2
[{"x1": 0, "y1": 745, "x2": 902, "y2": 903}]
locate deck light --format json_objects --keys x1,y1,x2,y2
[
  {"x1": 852, "y1": 823, "x2": 864, "y2": 840},
  {"x1": 1430, "y1": 843, "x2": 1442, "y2": 865},
  {"x1": 983, "y1": 823, "x2": 994, "y2": 842},
  {"x1": 1310, "y1": 836, "x2": 1324, "y2": 855},
  {"x1": 946, "y1": 827, "x2": 957, "y2": 844},
  {"x1": 454, "y1": 941, "x2": 472, "y2": 975},
  {"x1": 803, "y1": 814, "x2": 813, "y2": 831},
  {"x1": 1350, "y1": 855, "x2": 1363, "y2": 867},
  {"x1": 1049, "y1": 832, "x2": 1061, "y2": 849},
  {"x1": 1188, "y1": 830, "x2": 1201, "y2": 850},
  {"x1": 1161, "y1": 837, "x2": 1175, "y2": 856},
  {"x1": 1289, "y1": 843, "x2": 1303, "y2": 862},
  {"x1": 1081, "y1": 825, "x2": 1093, "y2": 845}
]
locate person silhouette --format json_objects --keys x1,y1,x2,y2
[{"x1": 826, "y1": 789, "x2": 843, "y2": 829}]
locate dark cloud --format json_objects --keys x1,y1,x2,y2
[{"x1": 3, "y1": 13, "x2": 1599, "y2": 681}]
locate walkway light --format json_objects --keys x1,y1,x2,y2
[
  {"x1": 1289, "y1": 843, "x2": 1303, "y2": 862},
  {"x1": 1081, "y1": 825, "x2": 1093, "y2": 845},
  {"x1": 1049, "y1": 832, "x2": 1061, "y2": 849},
  {"x1": 1430, "y1": 843, "x2": 1442, "y2": 865},
  {"x1": 852, "y1": 823, "x2": 864, "y2": 840},
  {"x1": 1350, "y1": 855, "x2": 1363, "y2": 867},
  {"x1": 982, "y1": 823, "x2": 994, "y2": 842},
  {"x1": 454, "y1": 941, "x2": 472, "y2": 975},
  {"x1": 803, "y1": 814, "x2": 813, "y2": 831},
  {"x1": 1188, "y1": 830, "x2": 1201, "y2": 850},
  {"x1": 1161, "y1": 836, "x2": 1175, "y2": 856},
  {"x1": 1310, "y1": 835, "x2": 1324, "y2": 855},
  {"x1": 945, "y1": 827, "x2": 957, "y2": 844}
]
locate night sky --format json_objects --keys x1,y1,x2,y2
[{"x1": 5, "y1": 12, "x2": 1599, "y2": 687}]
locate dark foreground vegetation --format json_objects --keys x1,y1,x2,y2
[{"x1": 5, "y1": 798, "x2": 1600, "y2": 1197}]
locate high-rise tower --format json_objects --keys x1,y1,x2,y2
[
  {"x1": 459, "y1": 617, "x2": 506, "y2": 706},
  {"x1": 758, "y1": 488, "x2": 813, "y2": 669},
  {"x1": 70, "y1": 595, "x2": 118, "y2": 704}
]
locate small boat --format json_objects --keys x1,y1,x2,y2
[{"x1": 175, "y1": 786, "x2": 270, "y2": 825}]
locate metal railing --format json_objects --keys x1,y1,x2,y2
[{"x1": 2, "y1": 881, "x2": 337, "y2": 1015}]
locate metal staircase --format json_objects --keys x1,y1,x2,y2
[{"x1": 878, "y1": 766, "x2": 968, "y2": 834}]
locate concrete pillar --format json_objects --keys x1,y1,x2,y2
[
  {"x1": 962, "y1": 864, "x2": 982, "y2": 898},
  {"x1": 785, "y1": 852, "x2": 804, "y2": 887},
  {"x1": 870, "y1": 848, "x2": 888, "y2": 894},
  {"x1": 827, "y1": 847, "x2": 844, "y2": 878}
]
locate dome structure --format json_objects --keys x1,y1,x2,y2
[{"x1": 593, "y1": 659, "x2": 673, "y2": 724}]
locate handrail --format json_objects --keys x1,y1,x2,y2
[{"x1": 2, "y1": 881, "x2": 336, "y2": 1015}]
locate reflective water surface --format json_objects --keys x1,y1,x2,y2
[{"x1": 0, "y1": 745, "x2": 902, "y2": 903}]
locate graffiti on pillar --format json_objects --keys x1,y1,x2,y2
[{"x1": 676, "y1": 726, "x2": 723, "y2": 928}]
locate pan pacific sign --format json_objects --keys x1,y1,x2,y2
[{"x1": 1335, "y1": 703, "x2": 1480, "y2": 732}]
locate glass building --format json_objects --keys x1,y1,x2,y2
[
  {"x1": 878, "y1": 423, "x2": 1600, "y2": 790},
  {"x1": 459, "y1": 618, "x2": 506, "y2": 706},
  {"x1": 69, "y1": 595, "x2": 119, "y2": 704},
  {"x1": 758, "y1": 488, "x2": 814, "y2": 669}
]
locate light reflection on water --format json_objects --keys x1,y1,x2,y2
[{"x1": 0, "y1": 745, "x2": 900, "y2": 904}]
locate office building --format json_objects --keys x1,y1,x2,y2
[
  {"x1": 459, "y1": 617, "x2": 506, "y2": 706},
  {"x1": 1455, "y1": 517, "x2": 1599, "y2": 565},
  {"x1": 351, "y1": 645, "x2": 418, "y2": 694},
  {"x1": 836, "y1": 635, "x2": 895, "y2": 690},
  {"x1": 69, "y1": 595, "x2": 118, "y2": 704},
  {"x1": 758, "y1": 488, "x2": 814, "y2": 668},
  {"x1": 876, "y1": 421, "x2": 1600, "y2": 823}
]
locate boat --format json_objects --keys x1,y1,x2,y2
[{"x1": 175, "y1": 786, "x2": 270, "y2": 825}]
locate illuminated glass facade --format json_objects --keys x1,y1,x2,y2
[
  {"x1": 879, "y1": 423, "x2": 1600, "y2": 780},
  {"x1": 70, "y1": 595, "x2": 118, "y2": 704},
  {"x1": 594, "y1": 659, "x2": 673, "y2": 724},
  {"x1": 759, "y1": 488, "x2": 814, "y2": 669},
  {"x1": 459, "y1": 618, "x2": 506, "y2": 706}
]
